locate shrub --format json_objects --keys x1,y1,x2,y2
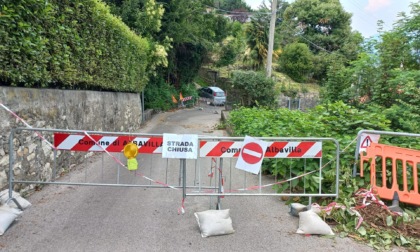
[
  {"x1": 0, "y1": 0, "x2": 151, "y2": 92},
  {"x1": 226, "y1": 101, "x2": 391, "y2": 195},
  {"x1": 230, "y1": 70, "x2": 277, "y2": 108},
  {"x1": 278, "y1": 43, "x2": 313, "y2": 83}
]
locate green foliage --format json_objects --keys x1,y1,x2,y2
[
  {"x1": 227, "y1": 101, "x2": 391, "y2": 195},
  {"x1": 157, "y1": 0, "x2": 229, "y2": 86},
  {"x1": 143, "y1": 75, "x2": 176, "y2": 111},
  {"x1": 227, "y1": 101, "x2": 420, "y2": 250},
  {"x1": 144, "y1": 76, "x2": 198, "y2": 111},
  {"x1": 396, "y1": 2, "x2": 420, "y2": 69},
  {"x1": 328, "y1": 180, "x2": 420, "y2": 251},
  {"x1": 216, "y1": 0, "x2": 251, "y2": 11},
  {"x1": 98, "y1": 0, "x2": 234, "y2": 109},
  {"x1": 283, "y1": 0, "x2": 353, "y2": 53},
  {"x1": 228, "y1": 101, "x2": 390, "y2": 139},
  {"x1": 0, "y1": 0, "x2": 151, "y2": 92},
  {"x1": 103, "y1": 0, "x2": 171, "y2": 76},
  {"x1": 111, "y1": 0, "x2": 164, "y2": 37},
  {"x1": 278, "y1": 42, "x2": 313, "y2": 82},
  {"x1": 180, "y1": 83, "x2": 199, "y2": 102},
  {"x1": 230, "y1": 70, "x2": 277, "y2": 107},
  {"x1": 375, "y1": 102, "x2": 420, "y2": 135},
  {"x1": 322, "y1": 3, "x2": 420, "y2": 137},
  {"x1": 311, "y1": 51, "x2": 347, "y2": 83},
  {"x1": 215, "y1": 36, "x2": 242, "y2": 67},
  {"x1": 279, "y1": 0, "x2": 360, "y2": 82},
  {"x1": 172, "y1": 43, "x2": 207, "y2": 86},
  {"x1": 104, "y1": 0, "x2": 234, "y2": 110},
  {"x1": 321, "y1": 63, "x2": 351, "y2": 102},
  {"x1": 330, "y1": 205, "x2": 420, "y2": 250},
  {"x1": 279, "y1": 84, "x2": 300, "y2": 98},
  {"x1": 243, "y1": 12, "x2": 270, "y2": 70}
]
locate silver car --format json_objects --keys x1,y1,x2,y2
[{"x1": 198, "y1": 86, "x2": 226, "y2": 105}]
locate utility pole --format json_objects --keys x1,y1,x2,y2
[{"x1": 266, "y1": 0, "x2": 277, "y2": 78}]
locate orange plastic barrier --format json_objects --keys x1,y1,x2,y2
[{"x1": 360, "y1": 143, "x2": 420, "y2": 206}]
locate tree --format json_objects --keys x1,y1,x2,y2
[
  {"x1": 242, "y1": 2, "x2": 287, "y2": 71},
  {"x1": 322, "y1": 52, "x2": 379, "y2": 105},
  {"x1": 215, "y1": 35, "x2": 242, "y2": 67},
  {"x1": 105, "y1": 0, "x2": 232, "y2": 87},
  {"x1": 103, "y1": 0, "x2": 169, "y2": 76},
  {"x1": 215, "y1": 0, "x2": 251, "y2": 11},
  {"x1": 394, "y1": 2, "x2": 420, "y2": 70},
  {"x1": 278, "y1": 42, "x2": 313, "y2": 82},
  {"x1": 280, "y1": 0, "x2": 360, "y2": 81},
  {"x1": 322, "y1": 2, "x2": 420, "y2": 133},
  {"x1": 283, "y1": 0, "x2": 353, "y2": 52},
  {"x1": 369, "y1": 3, "x2": 419, "y2": 107},
  {"x1": 105, "y1": 0, "x2": 164, "y2": 37},
  {"x1": 243, "y1": 13, "x2": 270, "y2": 70}
]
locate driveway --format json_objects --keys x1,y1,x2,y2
[{"x1": 0, "y1": 102, "x2": 375, "y2": 252}]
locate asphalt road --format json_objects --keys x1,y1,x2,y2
[{"x1": 0, "y1": 102, "x2": 376, "y2": 252}]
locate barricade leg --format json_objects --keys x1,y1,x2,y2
[{"x1": 216, "y1": 158, "x2": 223, "y2": 210}]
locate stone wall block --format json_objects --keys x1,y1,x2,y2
[
  {"x1": 0, "y1": 170, "x2": 7, "y2": 188},
  {"x1": 0, "y1": 156, "x2": 8, "y2": 167},
  {"x1": 0, "y1": 87, "x2": 143, "y2": 192},
  {"x1": 27, "y1": 153, "x2": 36, "y2": 162}
]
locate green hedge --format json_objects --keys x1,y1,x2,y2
[
  {"x1": 0, "y1": 0, "x2": 150, "y2": 92},
  {"x1": 226, "y1": 102, "x2": 393, "y2": 194}
]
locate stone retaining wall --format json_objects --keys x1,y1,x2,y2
[
  {"x1": 278, "y1": 92, "x2": 320, "y2": 111},
  {"x1": 0, "y1": 87, "x2": 143, "y2": 192}
]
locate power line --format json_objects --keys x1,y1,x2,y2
[
  {"x1": 345, "y1": 1, "x2": 394, "y2": 31},
  {"x1": 204, "y1": 2, "x2": 333, "y2": 54},
  {"x1": 281, "y1": 21, "x2": 331, "y2": 53},
  {"x1": 343, "y1": 3, "x2": 390, "y2": 36},
  {"x1": 203, "y1": 4, "x2": 271, "y2": 15}
]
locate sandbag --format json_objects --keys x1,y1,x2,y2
[
  {"x1": 0, "y1": 204, "x2": 22, "y2": 235},
  {"x1": 194, "y1": 209, "x2": 235, "y2": 238},
  {"x1": 289, "y1": 203, "x2": 308, "y2": 217},
  {"x1": 296, "y1": 210, "x2": 334, "y2": 235},
  {"x1": 0, "y1": 189, "x2": 31, "y2": 209}
]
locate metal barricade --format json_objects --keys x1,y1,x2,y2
[
  {"x1": 7, "y1": 128, "x2": 340, "y2": 211},
  {"x1": 7, "y1": 128, "x2": 204, "y2": 205},
  {"x1": 189, "y1": 136, "x2": 340, "y2": 209}
]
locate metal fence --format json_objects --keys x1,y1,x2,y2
[
  {"x1": 188, "y1": 136, "x2": 340, "y2": 209},
  {"x1": 7, "y1": 127, "x2": 340, "y2": 210}
]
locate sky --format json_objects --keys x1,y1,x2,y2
[{"x1": 244, "y1": 0, "x2": 414, "y2": 38}]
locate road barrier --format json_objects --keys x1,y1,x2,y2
[
  {"x1": 7, "y1": 128, "x2": 188, "y2": 207},
  {"x1": 354, "y1": 130, "x2": 420, "y2": 206},
  {"x1": 7, "y1": 127, "x2": 340, "y2": 211},
  {"x1": 190, "y1": 136, "x2": 340, "y2": 209}
]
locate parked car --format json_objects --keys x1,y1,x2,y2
[{"x1": 198, "y1": 86, "x2": 226, "y2": 106}]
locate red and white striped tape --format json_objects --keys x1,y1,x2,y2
[
  {"x1": 181, "y1": 96, "x2": 192, "y2": 102},
  {"x1": 1, "y1": 103, "x2": 56, "y2": 150},
  {"x1": 200, "y1": 141, "x2": 243, "y2": 158},
  {"x1": 1, "y1": 103, "x2": 185, "y2": 212},
  {"x1": 199, "y1": 141, "x2": 322, "y2": 158},
  {"x1": 82, "y1": 132, "x2": 184, "y2": 213},
  {"x1": 54, "y1": 133, "x2": 162, "y2": 154}
]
